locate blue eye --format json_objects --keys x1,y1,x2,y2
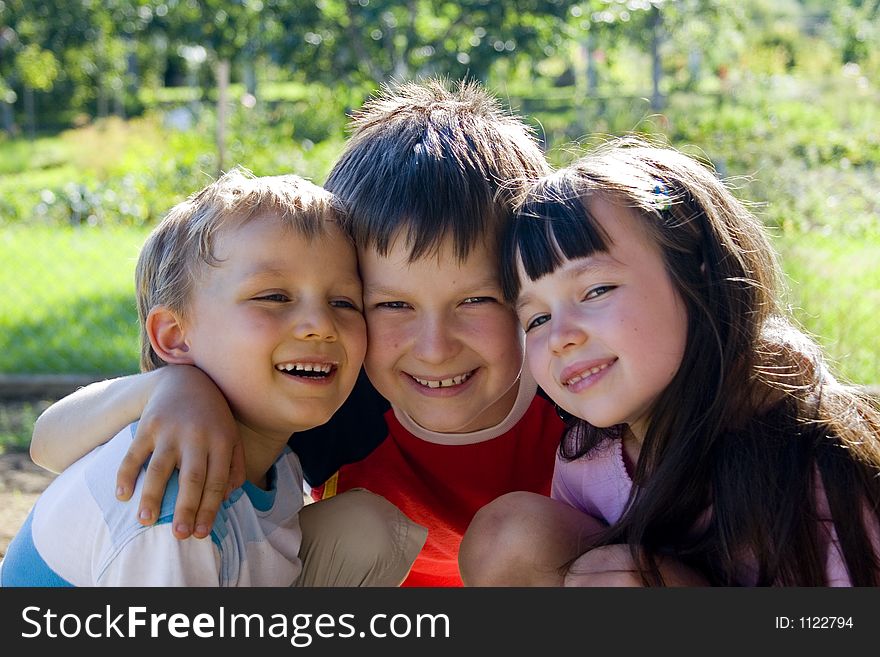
[
  {"x1": 376, "y1": 301, "x2": 411, "y2": 310},
  {"x1": 462, "y1": 296, "x2": 497, "y2": 305},
  {"x1": 525, "y1": 314, "x2": 550, "y2": 332}
]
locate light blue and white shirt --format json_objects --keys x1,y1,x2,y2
[{"x1": 0, "y1": 422, "x2": 303, "y2": 587}]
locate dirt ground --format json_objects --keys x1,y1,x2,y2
[
  {"x1": 0, "y1": 450, "x2": 56, "y2": 558},
  {"x1": 0, "y1": 397, "x2": 58, "y2": 558}
]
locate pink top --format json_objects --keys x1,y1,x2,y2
[{"x1": 551, "y1": 437, "x2": 870, "y2": 586}]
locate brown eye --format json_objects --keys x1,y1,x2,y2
[
  {"x1": 584, "y1": 285, "x2": 615, "y2": 300},
  {"x1": 255, "y1": 293, "x2": 289, "y2": 302},
  {"x1": 525, "y1": 314, "x2": 550, "y2": 332}
]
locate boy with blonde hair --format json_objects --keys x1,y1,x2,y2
[{"x1": 2, "y1": 169, "x2": 380, "y2": 585}]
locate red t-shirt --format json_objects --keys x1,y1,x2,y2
[{"x1": 297, "y1": 372, "x2": 564, "y2": 587}]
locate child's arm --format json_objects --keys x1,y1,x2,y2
[
  {"x1": 30, "y1": 364, "x2": 244, "y2": 539},
  {"x1": 30, "y1": 369, "x2": 164, "y2": 473}
]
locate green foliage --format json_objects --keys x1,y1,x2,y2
[
  {"x1": 0, "y1": 402, "x2": 44, "y2": 453},
  {"x1": 15, "y1": 44, "x2": 59, "y2": 91},
  {"x1": 0, "y1": 94, "x2": 350, "y2": 228}
]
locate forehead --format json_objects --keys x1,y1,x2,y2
[
  {"x1": 213, "y1": 211, "x2": 335, "y2": 245},
  {"x1": 584, "y1": 196, "x2": 659, "y2": 256},
  {"x1": 358, "y1": 234, "x2": 501, "y2": 293},
  {"x1": 360, "y1": 232, "x2": 496, "y2": 272},
  {"x1": 209, "y1": 214, "x2": 354, "y2": 268}
]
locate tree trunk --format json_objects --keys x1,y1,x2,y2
[
  {"x1": 243, "y1": 59, "x2": 257, "y2": 97},
  {"x1": 24, "y1": 86, "x2": 35, "y2": 140},
  {"x1": 651, "y1": 7, "x2": 664, "y2": 111},
  {"x1": 216, "y1": 58, "x2": 230, "y2": 175},
  {"x1": 113, "y1": 87, "x2": 125, "y2": 119},
  {"x1": 97, "y1": 85, "x2": 108, "y2": 118},
  {"x1": 1, "y1": 100, "x2": 14, "y2": 135},
  {"x1": 586, "y1": 32, "x2": 598, "y2": 95}
]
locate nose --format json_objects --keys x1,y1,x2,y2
[
  {"x1": 292, "y1": 301, "x2": 337, "y2": 342},
  {"x1": 411, "y1": 314, "x2": 460, "y2": 365},
  {"x1": 548, "y1": 309, "x2": 587, "y2": 355}
]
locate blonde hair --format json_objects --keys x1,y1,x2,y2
[{"x1": 135, "y1": 167, "x2": 346, "y2": 371}]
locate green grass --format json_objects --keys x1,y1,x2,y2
[
  {"x1": 0, "y1": 133, "x2": 75, "y2": 176},
  {"x1": 0, "y1": 224, "x2": 146, "y2": 375},
  {"x1": 776, "y1": 231, "x2": 880, "y2": 386},
  {"x1": 0, "y1": 402, "x2": 46, "y2": 454}
]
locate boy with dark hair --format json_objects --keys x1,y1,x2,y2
[{"x1": 29, "y1": 79, "x2": 570, "y2": 586}]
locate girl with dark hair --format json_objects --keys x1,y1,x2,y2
[{"x1": 460, "y1": 139, "x2": 880, "y2": 586}]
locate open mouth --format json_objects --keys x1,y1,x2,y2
[
  {"x1": 409, "y1": 369, "x2": 476, "y2": 389},
  {"x1": 562, "y1": 360, "x2": 615, "y2": 388},
  {"x1": 275, "y1": 362, "x2": 337, "y2": 380}
]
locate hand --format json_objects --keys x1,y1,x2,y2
[{"x1": 114, "y1": 365, "x2": 246, "y2": 539}]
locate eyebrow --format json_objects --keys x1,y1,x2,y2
[
  {"x1": 243, "y1": 265, "x2": 361, "y2": 290},
  {"x1": 515, "y1": 256, "x2": 621, "y2": 313},
  {"x1": 364, "y1": 275, "x2": 501, "y2": 297},
  {"x1": 241, "y1": 264, "x2": 290, "y2": 279}
]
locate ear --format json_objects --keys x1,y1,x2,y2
[{"x1": 145, "y1": 306, "x2": 195, "y2": 365}]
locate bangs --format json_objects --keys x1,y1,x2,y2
[
  {"x1": 324, "y1": 78, "x2": 549, "y2": 264},
  {"x1": 501, "y1": 174, "x2": 611, "y2": 302},
  {"x1": 329, "y1": 126, "x2": 497, "y2": 263}
]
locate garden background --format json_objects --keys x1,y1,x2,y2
[{"x1": 1, "y1": 0, "x2": 879, "y2": 553}]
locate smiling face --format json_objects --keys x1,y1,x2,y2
[
  {"x1": 359, "y1": 235, "x2": 523, "y2": 434},
  {"x1": 515, "y1": 196, "x2": 688, "y2": 441},
  {"x1": 182, "y1": 215, "x2": 367, "y2": 441}
]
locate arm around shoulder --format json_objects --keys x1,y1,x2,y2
[{"x1": 30, "y1": 369, "x2": 166, "y2": 473}]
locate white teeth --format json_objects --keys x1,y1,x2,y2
[
  {"x1": 276, "y1": 362, "x2": 334, "y2": 374},
  {"x1": 412, "y1": 371, "x2": 473, "y2": 389},
  {"x1": 564, "y1": 363, "x2": 610, "y2": 386}
]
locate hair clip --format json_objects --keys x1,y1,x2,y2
[{"x1": 652, "y1": 182, "x2": 672, "y2": 212}]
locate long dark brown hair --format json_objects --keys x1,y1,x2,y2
[{"x1": 500, "y1": 138, "x2": 880, "y2": 585}]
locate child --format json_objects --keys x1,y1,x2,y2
[
  {"x1": 1, "y1": 168, "x2": 377, "y2": 585},
  {"x1": 460, "y1": 139, "x2": 880, "y2": 586},
  {"x1": 28, "y1": 79, "x2": 567, "y2": 587}
]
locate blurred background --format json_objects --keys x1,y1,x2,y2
[{"x1": 1, "y1": 0, "x2": 879, "y2": 451}]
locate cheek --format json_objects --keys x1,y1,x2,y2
[
  {"x1": 366, "y1": 312, "x2": 402, "y2": 339},
  {"x1": 341, "y1": 318, "x2": 368, "y2": 363},
  {"x1": 468, "y1": 310, "x2": 522, "y2": 357},
  {"x1": 365, "y1": 316, "x2": 406, "y2": 357},
  {"x1": 639, "y1": 297, "x2": 688, "y2": 377},
  {"x1": 525, "y1": 345, "x2": 551, "y2": 387},
  {"x1": 363, "y1": 322, "x2": 398, "y2": 375}
]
